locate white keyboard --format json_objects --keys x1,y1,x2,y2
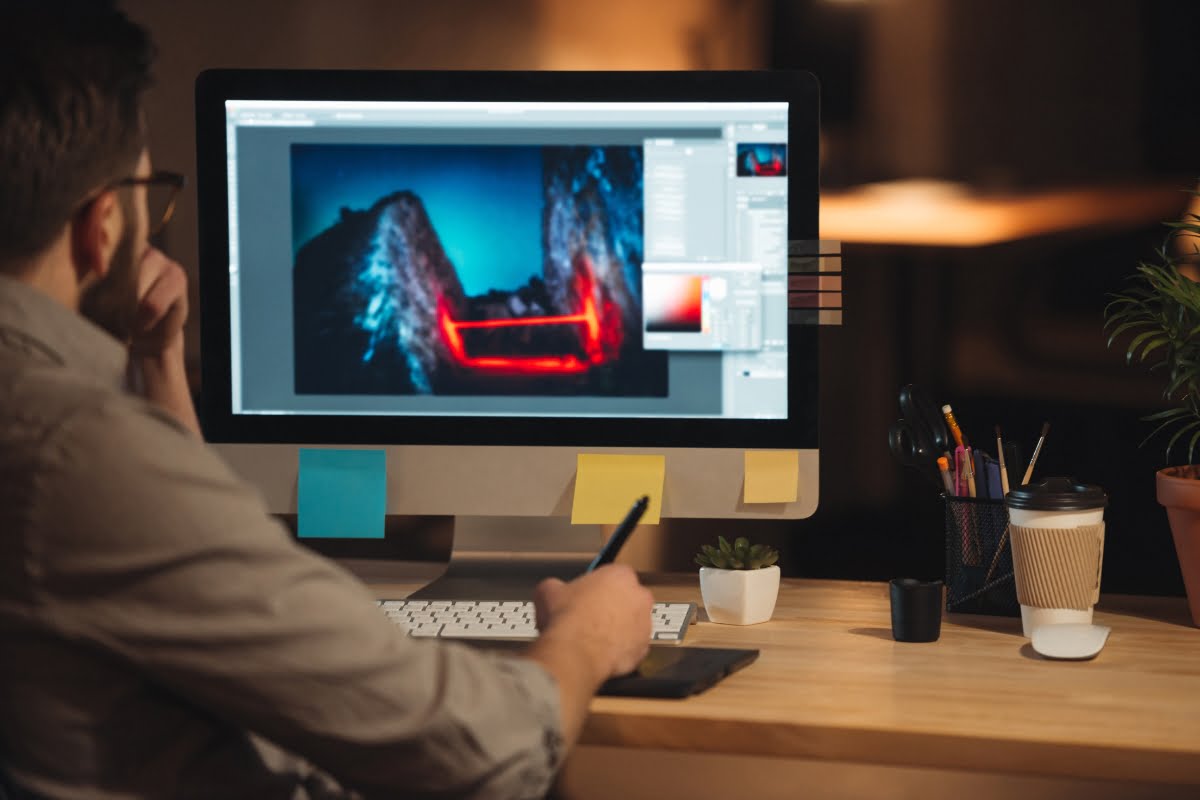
[{"x1": 378, "y1": 599, "x2": 696, "y2": 643}]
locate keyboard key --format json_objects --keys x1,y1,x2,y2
[{"x1": 410, "y1": 625, "x2": 442, "y2": 637}]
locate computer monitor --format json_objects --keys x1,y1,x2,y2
[{"x1": 195, "y1": 70, "x2": 820, "y2": 596}]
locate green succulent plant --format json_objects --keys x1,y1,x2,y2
[
  {"x1": 1104, "y1": 196, "x2": 1200, "y2": 462},
  {"x1": 694, "y1": 535, "x2": 779, "y2": 570}
]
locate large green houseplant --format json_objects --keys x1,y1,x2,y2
[{"x1": 1104, "y1": 196, "x2": 1200, "y2": 625}]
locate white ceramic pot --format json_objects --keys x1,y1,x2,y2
[{"x1": 699, "y1": 565, "x2": 781, "y2": 625}]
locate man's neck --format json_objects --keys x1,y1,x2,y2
[{"x1": 12, "y1": 234, "x2": 83, "y2": 312}]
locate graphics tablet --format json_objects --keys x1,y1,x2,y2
[
  {"x1": 460, "y1": 641, "x2": 758, "y2": 699},
  {"x1": 598, "y1": 645, "x2": 759, "y2": 698}
]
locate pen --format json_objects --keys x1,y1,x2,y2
[
  {"x1": 958, "y1": 439, "x2": 976, "y2": 498},
  {"x1": 587, "y1": 495, "x2": 650, "y2": 572}
]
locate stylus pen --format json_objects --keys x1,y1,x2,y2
[{"x1": 587, "y1": 495, "x2": 650, "y2": 572}]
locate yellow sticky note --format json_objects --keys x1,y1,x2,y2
[
  {"x1": 571, "y1": 454, "x2": 665, "y2": 524},
  {"x1": 744, "y1": 450, "x2": 800, "y2": 503}
]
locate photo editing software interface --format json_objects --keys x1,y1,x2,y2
[{"x1": 224, "y1": 99, "x2": 789, "y2": 420}]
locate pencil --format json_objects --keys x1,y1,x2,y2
[
  {"x1": 1021, "y1": 422, "x2": 1050, "y2": 486},
  {"x1": 942, "y1": 405, "x2": 965, "y2": 449},
  {"x1": 995, "y1": 425, "x2": 1011, "y2": 496}
]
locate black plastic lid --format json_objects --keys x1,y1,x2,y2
[{"x1": 1005, "y1": 477, "x2": 1107, "y2": 512}]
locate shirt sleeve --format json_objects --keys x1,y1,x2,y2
[{"x1": 28, "y1": 397, "x2": 566, "y2": 799}]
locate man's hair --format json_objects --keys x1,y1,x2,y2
[{"x1": 0, "y1": 1, "x2": 155, "y2": 269}]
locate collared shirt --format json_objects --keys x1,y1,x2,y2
[{"x1": 0, "y1": 275, "x2": 564, "y2": 800}]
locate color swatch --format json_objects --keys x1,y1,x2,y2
[{"x1": 644, "y1": 274, "x2": 703, "y2": 333}]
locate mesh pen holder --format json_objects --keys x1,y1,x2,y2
[{"x1": 943, "y1": 495, "x2": 1019, "y2": 617}]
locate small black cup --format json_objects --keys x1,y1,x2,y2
[{"x1": 889, "y1": 578, "x2": 943, "y2": 643}]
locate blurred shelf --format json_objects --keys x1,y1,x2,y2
[{"x1": 821, "y1": 180, "x2": 1190, "y2": 247}]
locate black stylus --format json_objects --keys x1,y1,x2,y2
[{"x1": 586, "y1": 495, "x2": 650, "y2": 572}]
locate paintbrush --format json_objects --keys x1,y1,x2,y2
[
  {"x1": 995, "y1": 425, "x2": 1011, "y2": 496},
  {"x1": 1021, "y1": 422, "x2": 1050, "y2": 486}
]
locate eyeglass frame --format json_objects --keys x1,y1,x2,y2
[{"x1": 108, "y1": 170, "x2": 187, "y2": 237}]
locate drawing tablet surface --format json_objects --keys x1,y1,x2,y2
[
  {"x1": 460, "y1": 641, "x2": 759, "y2": 698},
  {"x1": 598, "y1": 645, "x2": 759, "y2": 698}
]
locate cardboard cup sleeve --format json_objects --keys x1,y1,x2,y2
[{"x1": 1009, "y1": 523, "x2": 1105, "y2": 610}]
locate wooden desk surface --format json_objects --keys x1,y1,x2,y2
[{"x1": 367, "y1": 571, "x2": 1200, "y2": 785}]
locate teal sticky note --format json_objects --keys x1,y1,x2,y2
[{"x1": 298, "y1": 449, "x2": 386, "y2": 539}]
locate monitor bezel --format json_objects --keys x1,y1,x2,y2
[{"x1": 195, "y1": 69, "x2": 820, "y2": 448}]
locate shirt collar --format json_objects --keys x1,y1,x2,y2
[{"x1": 0, "y1": 274, "x2": 127, "y2": 390}]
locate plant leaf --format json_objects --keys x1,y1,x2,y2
[
  {"x1": 1188, "y1": 427, "x2": 1200, "y2": 466},
  {"x1": 1165, "y1": 419, "x2": 1200, "y2": 462},
  {"x1": 1137, "y1": 336, "x2": 1170, "y2": 363},
  {"x1": 1143, "y1": 407, "x2": 1191, "y2": 421}
]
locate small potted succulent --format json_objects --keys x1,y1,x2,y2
[{"x1": 694, "y1": 536, "x2": 781, "y2": 625}]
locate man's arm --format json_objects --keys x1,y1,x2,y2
[
  {"x1": 127, "y1": 247, "x2": 201, "y2": 436},
  {"x1": 35, "y1": 402, "x2": 568, "y2": 798},
  {"x1": 527, "y1": 569, "x2": 653, "y2": 746}
]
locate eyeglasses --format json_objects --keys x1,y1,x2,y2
[
  {"x1": 72, "y1": 170, "x2": 187, "y2": 241},
  {"x1": 110, "y1": 170, "x2": 187, "y2": 237}
]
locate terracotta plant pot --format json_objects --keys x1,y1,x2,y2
[{"x1": 1155, "y1": 466, "x2": 1200, "y2": 626}]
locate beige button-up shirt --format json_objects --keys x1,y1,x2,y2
[{"x1": 0, "y1": 276, "x2": 564, "y2": 799}]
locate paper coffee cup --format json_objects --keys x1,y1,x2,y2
[{"x1": 1005, "y1": 478, "x2": 1107, "y2": 638}]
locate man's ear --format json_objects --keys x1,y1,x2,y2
[{"x1": 70, "y1": 190, "x2": 123, "y2": 287}]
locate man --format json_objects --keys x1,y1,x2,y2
[{"x1": 0, "y1": 3, "x2": 653, "y2": 798}]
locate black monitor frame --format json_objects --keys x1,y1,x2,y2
[{"x1": 195, "y1": 69, "x2": 820, "y2": 449}]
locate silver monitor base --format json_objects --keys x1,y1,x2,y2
[{"x1": 409, "y1": 516, "x2": 603, "y2": 601}]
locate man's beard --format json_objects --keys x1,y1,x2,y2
[{"x1": 79, "y1": 206, "x2": 140, "y2": 343}]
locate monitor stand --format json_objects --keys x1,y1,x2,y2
[{"x1": 408, "y1": 516, "x2": 602, "y2": 602}]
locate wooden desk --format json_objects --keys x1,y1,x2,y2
[
  {"x1": 581, "y1": 576, "x2": 1200, "y2": 787},
  {"x1": 367, "y1": 572, "x2": 1200, "y2": 789}
]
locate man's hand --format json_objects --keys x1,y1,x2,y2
[
  {"x1": 128, "y1": 247, "x2": 201, "y2": 436},
  {"x1": 524, "y1": 565, "x2": 654, "y2": 748},
  {"x1": 533, "y1": 566, "x2": 653, "y2": 678},
  {"x1": 130, "y1": 246, "x2": 189, "y2": 359}
]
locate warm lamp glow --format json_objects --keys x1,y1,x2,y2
[{"x1": 821, "y1": 182, "x2": 1187, "y2": 247}]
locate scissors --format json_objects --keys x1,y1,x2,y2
[{"x1": 887, "y1": 384, "x2": 951, "y2": 484}]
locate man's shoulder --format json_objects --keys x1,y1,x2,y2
[
  {"x1": 2, "y1": 358, "x2": 288, "y2": 564},
  {"x1": 0, "y1": 357, "x2": 195, "y2": 470},
  {"x1": 0, "y1": 357, "x2": 123, "y2": 446}
]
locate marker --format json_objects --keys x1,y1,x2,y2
[
  {"x1": 1021, "y1": 422, "x2": 1051, "y2": 486},
  {"x1": 587, "y1": 495, "x2": 649, "y2": 572},
  {"x1": 936, "y1": 455, "x2": 955, "y2": 495}
]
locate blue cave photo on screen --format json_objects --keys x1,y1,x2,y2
[{"x1": 290, "y1": 143, "x2": 667, "y2": 397}]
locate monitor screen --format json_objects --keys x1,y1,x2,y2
[{"x1": 195, "y1": 70, "x2": 819, "y2": 522}]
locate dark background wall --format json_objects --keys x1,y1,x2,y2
[{"x1": 122, "y1": 0, "x2": 1200, "y2": 595}]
